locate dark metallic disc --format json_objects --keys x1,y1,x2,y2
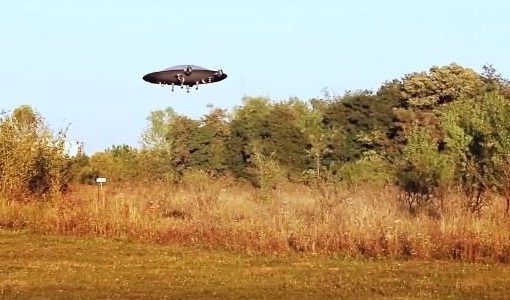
[{"x1": 143, "y1": 65, "x2": 227, "y2": 87}]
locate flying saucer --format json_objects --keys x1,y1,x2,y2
[{"x1": 142, "y1": 65, "x2": 227, "y2": 92}]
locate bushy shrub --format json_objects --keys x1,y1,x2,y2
[
  {"x1": 396, "y1": 126, "x2": 455, "y2": 213},
  {"x1": 0, "y1": 105, "x2": 69, "y2": 201},
  {"x1": 248, "y1": 144, "x2": 286, "y2": 193},
  {"x1": 338, "y1": 150, "x2": 395, "y2": 185}
]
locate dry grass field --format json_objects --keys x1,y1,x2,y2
[{"x1": 1, "y1": 176, "x2": 510, "y2": 262}]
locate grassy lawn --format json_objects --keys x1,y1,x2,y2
[{"x1": 1, "y1": 231, "x2": 510, "y2": 299}]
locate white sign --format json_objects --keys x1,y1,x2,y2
[{"x1": 96, "y1": 177, "x2": 107, "y2": 184}]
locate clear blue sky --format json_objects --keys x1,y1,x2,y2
[{"x1": 1, "y1": 0, "x2": 509, "y2": 153}]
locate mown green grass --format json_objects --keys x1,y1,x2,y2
[{"x1": 1, "y1": 230, "x2": 510, "y2": 299}]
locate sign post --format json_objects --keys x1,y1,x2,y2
[{"x1": 96, "y1": 177, "x2": 107, "y2": 202}]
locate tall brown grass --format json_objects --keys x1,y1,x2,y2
[{"x1": 1, "y1": 172, "x2": 510, "y2": 263}]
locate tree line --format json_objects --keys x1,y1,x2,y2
[{"x1": 2, "y1": 63, "x2": 510, "y2": 213}]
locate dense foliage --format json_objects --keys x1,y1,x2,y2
[
  {"x1": 74, "y1": 64, "x2": 509, "y2": 209},
  {"x1": 3, "y1": 63, "x2": 510, "y2": 214}
]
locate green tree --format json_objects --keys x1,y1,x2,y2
[
  {"x1": 440, "y1": 92, "x2": 510, "y2": 213},
  {"x1": 189, "y1": 108, "x2": 230, "y2": 175},
  {"x1": 140, "y1": 107, "x2": 203, "y2": 181},
  {"x1": 399, "y1": 63, "x2": 485, "y2": 109},
  {"x1": 166, "y1": 116, "x2": 199, "y2": 177},
  {"x1": 298, "y1": 104, "x2": 329, "y2": 181},
  {"x1": 322, "y1": 90, "x2": 397, "y2": 163},
  {"x1": 391, "y1": 64, "x2": 487, "y2": 154},
  {"x1": 226, "y1": 97, "x2": 273, "y2": 181},
  {"x1": 89, "y1": 144, "x2": 140, "y2": 182},
  {"x1": 141, "y1": 107, "x2": 177, "y2": 150},
  {"x1": 227, "y1": 97, "x2": 310, "y2": 183},
  {"x1": 264, "y1": 101, "x2": 309, "y2": 177}
]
